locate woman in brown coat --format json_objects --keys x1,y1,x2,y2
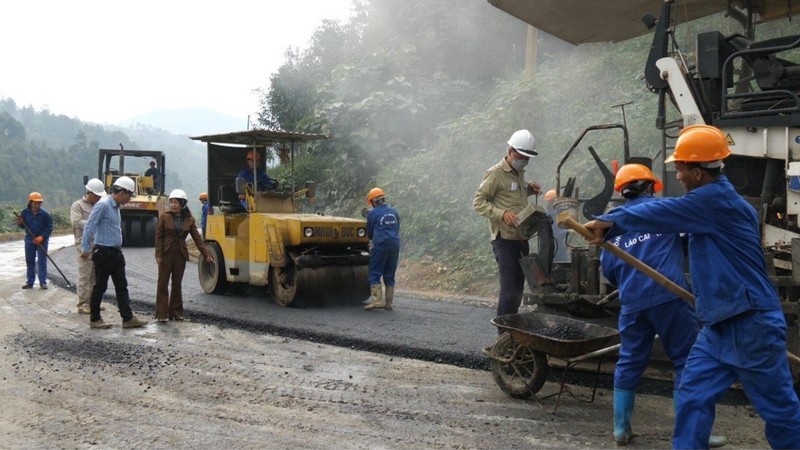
[{"x1": 155, "y1": 189, "x2": 213, "y2": 322}]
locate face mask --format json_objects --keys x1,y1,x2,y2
[{"x1": 511, "y1": 158, "x2": 528, "y2": 171}]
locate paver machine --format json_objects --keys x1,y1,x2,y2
[
  {"x1": 489, "y1": 0, "x2": 800, "y2": 384},
  {"x1": 190, "y1": 129, "x2": 370, "y2": 307},
  {"x1": 95, "y1": 146, "x2": 168, "y2": 247}
]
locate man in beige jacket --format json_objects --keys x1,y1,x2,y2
[
  {"x1": 70, "y1": 178, "x2": 105, "y2": 314},
  {"x1": 473, "y1": 130, "x2": 541, "y2": 325}
]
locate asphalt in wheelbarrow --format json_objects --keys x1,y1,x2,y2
[{"x1": 492, "y1": 312, "x2": 620, "y2": 359}]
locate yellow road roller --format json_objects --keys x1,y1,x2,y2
[{"x1": 190, "y1": 129, "x2": 370, "y2": 307}]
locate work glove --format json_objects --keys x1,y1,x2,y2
[
  {"x1": 16, "y1": 215, "x2": 24, "y2": 226},
  {"x1": 33, "y1": 236, "x2": 44, "y2": 246}
]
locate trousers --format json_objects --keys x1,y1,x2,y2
[
  {"x1": 25, "y1": 240, "x2": 48, "y2": 286},
  {"x1": 156, "y1": 248, "x2": 187, "y2": 320},
  {"x1": 76, "y1": 248, "x2": 95, "y2": 308},
  {"x1": 491, "y1": 238, "x2": 529, "y2": 322},
  {"x1": 90, "y1": 247, "x2": 133, "y2": 322}
]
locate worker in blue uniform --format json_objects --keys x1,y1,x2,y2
[
  {"x1": 363, "y1": 187, "x2": 401, "y2": 311},
  {"x1": 238, "y1": 150, "x2": 278, "y2": 209},
  {"x1": 586, "y1": 125, "x2": 800, "y2": 449},
  {"x1": 17, "y1": 192, "x2": 53, "y2": 289},
  {"x1": 600, "y1": 163, "x2": 726, "y2": 447}
]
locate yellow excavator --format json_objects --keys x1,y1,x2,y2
[{"x1": 191, "y1": 129, "x2": 370, "y2": 307}]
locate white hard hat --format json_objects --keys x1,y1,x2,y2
[
  {"x1": 168, "y1": 189, "x2": 188, "y2": 201},
  {"x1": 113, "y1": 176, "x2": 135, "y2": 193},
  {"x1": 507, "y1": 129, "x2": 538, "y2": 157},
  {"x1": 85, "y1": 178, "x2": 105, "y2": 196}
]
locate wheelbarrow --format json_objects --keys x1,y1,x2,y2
[{"x1": 483, "y1": 311, "x2": 621, "y2": 413}]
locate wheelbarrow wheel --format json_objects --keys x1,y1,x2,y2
[{"x1": 490, "y1": 332, "x2": 549, "y2": 398}]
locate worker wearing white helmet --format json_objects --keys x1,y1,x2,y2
[
  {"x1": 80, "y1": 176, "x2": 148, "y2": 329},
  {"x1": 70, "y1": 178, "x2": 107, "y2": 314},
  {"x1": 154, "y1": 188, "x2": 214, "y2": 323},
  {"x1": 473, "y1": 129, "x2": 543, "y2": 325}
]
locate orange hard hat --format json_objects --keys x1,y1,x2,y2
[
  {"x1": 614, "y1": 164, "x2": 663, "y2": 193},
  {"x1": 665, "y1": 125, "x2": 731, "y2": 164},
  {"x1": 246, "y1": 150, "x2": 262, "y2": 161},
  {"x1": 28, "y1": 192, "x2": 44, "y2": 202},
  {"x1": 367, "y1": 187, "x2": 385, "y2": 205},
  {"x1": 198, "y1": 192, "x2": 208, "y2": 201},
  {"x1": 544, "y1": 189, "x2": 557, "y2": 202}
]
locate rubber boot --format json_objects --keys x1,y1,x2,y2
[
  {"x1": 364, "y1": 284, "x2": 384, "y2": 310},
  {"x1": 384, "y1": 286, "x2": 394, "y2": 311},
  {"x1": 674, "y1": 391, "x2": 728, "y2": 448},
  {"x1": 613, "y1": 389, "x2": 635, "y2": 446}
]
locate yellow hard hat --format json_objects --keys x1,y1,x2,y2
[
  {"x1": 199, "y1": 192, "x2": 208, "y2": 201},
  {"x1": 665, "y1": 125, "x2": 731, "y2": 164},
  {"x1": 614, "y1": 164, "x2": 663, "y2": 193},
  {"x1": 28, "y1": 192, "x2": 44, "y2": 202}
]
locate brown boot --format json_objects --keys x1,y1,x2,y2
[
  {"x1": 384, "y1": 286, "x2": 394, "y2": 310},
  {"x1": 364, "y1": 284, "x2": 384, "y2": 310}
]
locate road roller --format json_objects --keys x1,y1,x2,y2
[
  {"x1": 191, "y1": 129, "x2": 370, "y2": 307},
  {"x1": 95, "y1": 146, "x2": 168, "y2": 247}
]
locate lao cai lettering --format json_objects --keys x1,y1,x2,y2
[{"x1": 379, "y1": 214, "x2": 398, "y2": 226}]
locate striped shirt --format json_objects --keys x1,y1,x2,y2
[{"x1": 81, "y1": 195, "x2": 123, "y2": 253}]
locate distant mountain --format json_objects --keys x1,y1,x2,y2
[{"x1": 121, "y1": 107, "x2": 247, "y2": 136}]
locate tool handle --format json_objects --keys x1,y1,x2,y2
[{"x1": 558, "y1": 213, "x2": 695, "y2": 304}]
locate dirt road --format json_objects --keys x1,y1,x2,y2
[{"x1": 0, "y1": 237, "x2": 769, "y2": 448}]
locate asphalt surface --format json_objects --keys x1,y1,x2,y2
[{"x1": 49, "y1": 245, "x2": 499, "y2": 370}]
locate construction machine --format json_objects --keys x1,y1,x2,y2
[
  {"x1": 95, "y1": 146, "x2": 168, "y2": 247},
  {"x1": 489, "y1": 0, "x2": 800, "y2": 382},
  {"x1": 190, "y1": 129, "x2": 370, "y2": 307}
]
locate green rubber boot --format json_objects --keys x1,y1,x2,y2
[
  {"x1": 364, "y1": 284, "x2": 384, "y2": 310},
  {"x1": 614, "y1": 389, "x2": 635, "y2": 446}
]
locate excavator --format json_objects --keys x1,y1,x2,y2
[
  {"x1": 488, "y1": 0, "x2": 800, "y2": 391},
  {"x1": 190, "y1": 129, "x2": 370, "y2": 307}
]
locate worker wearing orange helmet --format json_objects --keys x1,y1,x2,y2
[
  {"x1": 237, "y1": 150, "x2": 278, "y2": 208},
  {"x1": 198, "y1": 192, "x2": 213, "y2": 236},
  {"x1": 17, "y1": 191, "x2": 53, "y2": 289},
  {"x1": 600, "y1": 163, "x2": 726, "y2": 447},
  {"x1": 363, "y1": 187, "x2": 401, "y2": 311},
  {"x1": 586, "y1": 125, "x2": 800, "y2": 449}
]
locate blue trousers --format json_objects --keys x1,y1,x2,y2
[
  {"x1": 368, "y1": 244, "x2": 399, "y2": 286},
  {"x1": 674, "y1": 310, "x2": 800, "y2": 449},
  {"x1": 615, "y1": 299, "x2": 698, "y2": 391},
  {"x1": 24, "y1": 240, "x2": 48, "y2": 286},
  {"x1": 491, "y1": 238, "x2": 529, "y2": 320}
]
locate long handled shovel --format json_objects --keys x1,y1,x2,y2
[
  {"x1": 558, "y1": 213, "x2": 800, "y2": 370},
  {"x1": 13, "y1": 212, "x2": 73, "y2": 288}
]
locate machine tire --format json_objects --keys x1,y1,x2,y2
[
  {"x1": 143, "y1": 216, "x2": 157, "y2": 247},
  {"x1": 199, "y1": 242, "x2": 228, "y2": 294},
  {"x1": 490, "y1": 332, "x2": 549, "y2": 399},
  {"x1": 269, "y1": 265, "x2": 299, "y2": 307}
]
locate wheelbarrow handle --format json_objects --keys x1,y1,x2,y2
[{"x1": 557, "y1": 214, "x2": 695, "y2": 305}]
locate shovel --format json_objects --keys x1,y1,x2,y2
[
  {"x1": 558, "y1": 213, "x2": 695, "y2": 306},
  {"x1": 558, "y1": 213, "x2": 800, "y2": 370},
  {"x1": 14, "y1": 212, "x2": 73, "y2": 288}
]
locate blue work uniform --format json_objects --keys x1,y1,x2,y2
[
  {"x1": 597, "y1": 175, "x2": 800, "y2": 449},
  {"x1": 367, "y1": 203, "x2": 400, "y2": 286},
  {"x1": 600, "y1": 195, "x2": 698, "y2": 391},
  {"x1": 200, "y1": 202, "x2": 212, "y2": 235},
  {"x1": 237, "y1": 167, "x2": 278, "y2": 208},
  {"x1": 19, "y1": 207, "x2": 53, "y2": 286}
]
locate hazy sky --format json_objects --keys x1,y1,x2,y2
[{"x1": 1, "y1": 0, "x2": 352, "y2": 125}]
